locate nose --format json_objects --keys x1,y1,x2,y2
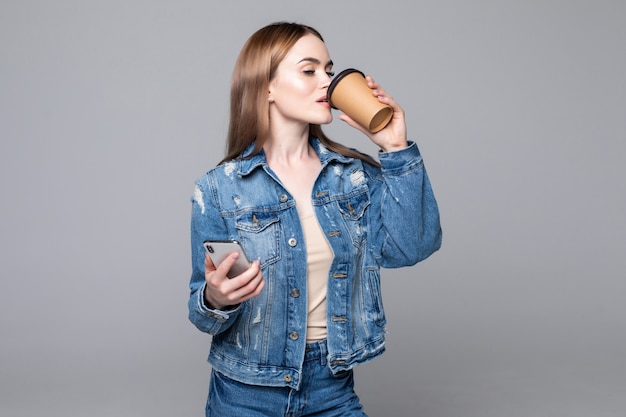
[{"x1": 321, "y1": 73, "x2": 332, "y2": 88}]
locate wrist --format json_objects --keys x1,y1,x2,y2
[
  {"x1": 203, "y1": 287, "x2": 223, "y2": 310},
  {"x1": 379, "y1": 141, "x2": 408, "y2": 153},
  {"x1": 204, "y1": 287, "x2": 239, "y2": 311}
]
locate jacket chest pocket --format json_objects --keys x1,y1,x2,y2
[
  {"x1": 235, "y1": 211, "x2": 281, "y2": 268},
  {"x1": 337, "y1": 192, "x2": 370, "y2": 247}
]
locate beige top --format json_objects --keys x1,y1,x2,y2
[{"x1": 300, "y1": 214, "x2": 333, "y2": 342}]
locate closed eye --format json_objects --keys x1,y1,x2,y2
[{"x1": 303, "y1": 70, "x2": 335, "y2": 77}]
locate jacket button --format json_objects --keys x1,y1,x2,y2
[
  {"x1": 289, "y1": 331, "x2": 299, "y2": 341},
  {"x1": 284, "y1": 374, "x2": 292, "y2": 383},
  {"x1": 288, "y1": 238, "x2": 297, "y2": 247},
  {"x1": 279, "y1": 194, "x2": 288, "y2": 202},
  {"x1": 291, "y1": 288, "x2": 300, "y2": 298}
]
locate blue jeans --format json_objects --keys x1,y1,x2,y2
[{"x1": 206, "y1": 340, "x2": 368, "y2": 416}]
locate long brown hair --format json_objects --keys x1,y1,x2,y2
[{"x1": 220, "y1": 22, "x2": 378, "y2": 167}]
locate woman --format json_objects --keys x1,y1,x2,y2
[{"x1": 188, "y1": 22, "x2": 442, "y2": 416}]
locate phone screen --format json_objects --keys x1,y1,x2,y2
[{"x1": 203, "y1": 240, "x2": 251, "y2": 278}]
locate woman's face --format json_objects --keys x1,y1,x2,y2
[{"x1": 268, "y1": 34, "x2": 334, "y2": 128}]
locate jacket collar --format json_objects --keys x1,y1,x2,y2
[{"x1": 236, "y1": 137, "x2": 353, "y2": 176}]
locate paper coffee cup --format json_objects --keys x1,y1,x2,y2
[{"x1": 328, "y1": 68, "x2": 393, "y2": 133}]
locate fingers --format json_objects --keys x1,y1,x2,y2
[
  {"x1": 204, "y1": 251, "x2": 241, "y2": 281},
  {"x1": 338, "y1": 113, "x2": 370, "y2": 135},
  {"x1": 228, "y1": 260, "x2": 265, "y2": 302},
  {"x1": 204, "y1": 253, "x2": 265, "y2": 310},
  {"x1": 204, "y1": 253, "x2": 216, "y2": 271},
  {"x1": 365, "y1": 75, "x2": 402, "y2": 113},
  {"x1": 337, "y1": 74, "x2": 393, "y2": 134},
  {"x1": 216, "y1": 251, "x2": 241, "y2": 278},
  {"x1": 344, "y1": 75, "x2": 407, "y2": 151}
]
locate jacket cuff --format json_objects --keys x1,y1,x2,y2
[{"x1": 378, "y1": 141, "x2": 422, "y2": 173}]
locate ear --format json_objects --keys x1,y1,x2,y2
[{"x1": 267, "y1": 78, "x2": 276, "y2": 102}]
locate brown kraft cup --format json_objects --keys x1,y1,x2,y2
[{"x1": 327, "y1": 68, "x2": 393, "y2": 133}]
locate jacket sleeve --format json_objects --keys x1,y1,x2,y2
[
  {"x1": 367, "y1": 141, "x2": 442, "y2": 267},
  {"x1": 187, "y1": 173, "x2": 242, "y2": 335}
]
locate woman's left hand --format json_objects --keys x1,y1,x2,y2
[{"x1": 338, "y1": 75, "x2": 408, "y2": 152}]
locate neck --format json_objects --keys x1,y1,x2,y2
[{"x1": 264, "y1": 122, "x2": 311, "y2": 166}]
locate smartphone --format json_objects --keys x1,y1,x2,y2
[{"x1": 203, "y1": 240, "x2": 251, "y2": 278}]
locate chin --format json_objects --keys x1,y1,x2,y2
[{"x1": 315, "y1": 114, "x2": 333, "y2": 125}]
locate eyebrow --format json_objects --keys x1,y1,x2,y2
[{"x1": 298, "y1": 57, "x2": 334, "y2": 67}]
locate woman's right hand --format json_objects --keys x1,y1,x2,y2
[
  {"x1": 338, "y1": 75, "x2": 408, "y2": 152},
  {"x1": 203, "y1": 252, "x2": 265, "y2": 310}
]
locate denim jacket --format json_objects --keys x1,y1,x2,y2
[{"x1": 188, "y1": 137, "x2": 442, "y2": 389}]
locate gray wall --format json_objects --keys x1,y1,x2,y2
[{"x1": 1, "y1": 1, "x2": 624, "y2": 416}]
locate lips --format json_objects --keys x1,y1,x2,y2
[{"x1": 317, "y1": 96, "x2": 328, "y2": 103}]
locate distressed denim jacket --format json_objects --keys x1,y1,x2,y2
[{"x1": 188, "y1": 137, "x2": 442, "y2": 389}]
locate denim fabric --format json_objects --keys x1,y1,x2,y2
[
  {"x1": 206, "y1": 340, "x2": 367, "y2": 417},
  {"x1": 188, "y1": 137, "x2": 442, "y2": 389}
]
